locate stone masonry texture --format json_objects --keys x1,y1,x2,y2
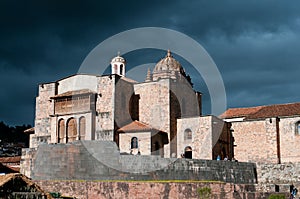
[
  {"x1": 26, "y1": 141, "x2": 257, "y2": 184},
  {"x1": 34, "y1": 180, "x2": 289, "y2": 199}
]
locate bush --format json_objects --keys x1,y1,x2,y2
[
  {"x1": 268, "y1": 194, "x2": 286, "y2": 199},
  {"x1": 197, "y1": 187, "x2": 211, "y2": 199}
]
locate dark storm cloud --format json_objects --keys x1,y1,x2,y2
[{"x1": 1, "y1": 0, "x2": 300, "y2": 125}]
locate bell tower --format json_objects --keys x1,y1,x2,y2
[{"x1": 111, "y1": 52, "x2": 126, "y2": 76}]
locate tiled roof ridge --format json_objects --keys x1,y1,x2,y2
[
  {"x1": 117, "y1": 120, "x2": 163, "y2": 132},
  {"x1": 247, "y1": 102, "x2": 300, "y2": 119},
  {"x1": 219, "y1": 105, "x2": 265, "y2": 119},
  {"x1": 0, "y1": 156, "x2": 21, "y2": 163},
  {"x1": 221, "y1": 102, "x2": 300, "y2": 119}
]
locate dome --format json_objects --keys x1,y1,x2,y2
[
  {"x1": 111, "y1": 55, "x2": 126, "y2": 64},
  {"x1": 111, "y1": 52, "x2": 126, "y2": 76},
  {"x1": 153, "y1": 50, "x2": 184, "y2": 73}
]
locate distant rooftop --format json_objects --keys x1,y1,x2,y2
[
  {"x1": 220, "y1": 102, "x2": 300, "y2": 120},
  {"x1": 117, "y1": 120, "x2": 163, "y2": 133}
]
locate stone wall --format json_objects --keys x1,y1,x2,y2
[
  {"x1": 256, "y1": 162, "x2": 300, "y2": 186},
  {"x1": 230, "y1": 116, "x2": 300, "y2": 164},
  {"x1": 20, "y1": 148, "x2": 37, "y2": 178},
  {"x1": 177, "y1": 116, "x2": 212, "y2": 159},
  {"x1": 114, "y1": 76, "x2": 135, "y2": 128},
  {"x1": 95, "y1": 75, "x2": 115, "y2": 141},
  {"x1": 119, "y1": 131, "x2": 151, "y2": 155},
  {"x1": 134, "y1": 80, "x2": 171, "y2": 157},
  {"x1": 32, "y1": 83, "x2": 56, "y2": 148},
  {"x1": 34, "y1": 180, "x2": 289, "y2": 199},
  {"x1": 21, "y1": 141, "x2": 257, "y2": 184},
  {"x1": 279, "y1": 116, "x2": 300, "y2": 163},
  {"x1": 177, "y1": 116, "x2": 232, "y2": 160},
  {"x1": 231, "y1": 119, "x2": 278, "y2": 163},
  {"x1": 170, "y1": 77, "x2": 200, "y2": 118}
]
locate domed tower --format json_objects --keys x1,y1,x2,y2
[
  {"x1": 111, "y1": 53, "x2": 126, "y2": 76},
  {"x1": 152, "y1": 50, "x2": 187, "y2": 81}
]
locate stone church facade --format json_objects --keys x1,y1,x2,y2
[
  {"x1": 221, "y1": 102, "x2": 300, "y2": 163},
  {"x1": 26, "y1": 50, "x2": 233, "y2": 163}
]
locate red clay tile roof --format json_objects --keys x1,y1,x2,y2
[
  {"x1": 51, "y1": 89, "x2": 96, "y2": 98},
  {"x1": 0, "y1": 156, "x2": 21, "y2": 163},
  {"x1": 220, "y1": 102, "x2": 300, "y2": 120},
  {"x1": 117, "y1": 121, "x2": 164, "y2": 133},
  {"x1": 220, "y1": 106, "x2": 264, "y2": 119}
]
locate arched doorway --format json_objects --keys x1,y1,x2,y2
[
  {"x1": 184, "y1": 146, "x2": 192, "y2": 159},
  {"x1": 66, "y1": 118, "x2": 77, "y2": 143}
]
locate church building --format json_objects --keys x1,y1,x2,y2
[{"x1": 27, "y1": 50, "x2": 233, "y2": 160}]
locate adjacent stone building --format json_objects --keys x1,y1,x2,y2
[
  {"x1": 220, "y1": 102, "x2": 300, "y2": 163},
  {"x1": 24, "y1": 50, "x2": 233, "y2": 166}
]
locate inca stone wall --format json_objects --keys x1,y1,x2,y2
[
  {"x1": 254, "y1": 162, "x2": 300, "y2": 195},
  {"x1": 34, "y1": 180, "x2": 289, "y2": 199},
  {"x1": 256, "y1": 162, "x2": 300, "y2": 186},
  {"x1": 34, "y1": 181, "x2": 234, "y2": 199},
  {"x1": 20, "y1": 148, "x2": 37, "y2": 178},
  {"x1": 22, "y1": 141, "x2": 257, "y2": 184}
]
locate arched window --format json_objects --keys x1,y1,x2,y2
[
  {"x1": 131, "y1": 137, "x2": 138, "y2": 149},
  {"x1": 296, "y1": 122, "x2": 300, "y2": 135},
  {"x1": 79, "y1": 117, "x2": 86, "y2": 140},
  {"x1": 67, "y1": 118, "x2": 77, "y2": 143},
  {"x1": 58, "y1": 119, "x2": 65, "y2": 143},
  {"x1": 120, "y1": 64, "x2": 123, "y2": 75},
  {"x1": 184, "y1": 128, "x2": 192, "y2": 140}
]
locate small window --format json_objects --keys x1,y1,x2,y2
[
  {"x1": 184, "y1": 128, "x2": 192, "y2": 140},
  {"x1": 131, "y1": 137, "x2": 138, "y2": 149},
  {"x1": 297, "y1": 122, "x2": 300, "y2": 135},
  {"x1": 120, "y1": 64, "x2": 123, "y2": 74}
]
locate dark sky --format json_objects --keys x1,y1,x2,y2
[{"x1": 1, "y1": 0, "x2": 300, "y2": 126}]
